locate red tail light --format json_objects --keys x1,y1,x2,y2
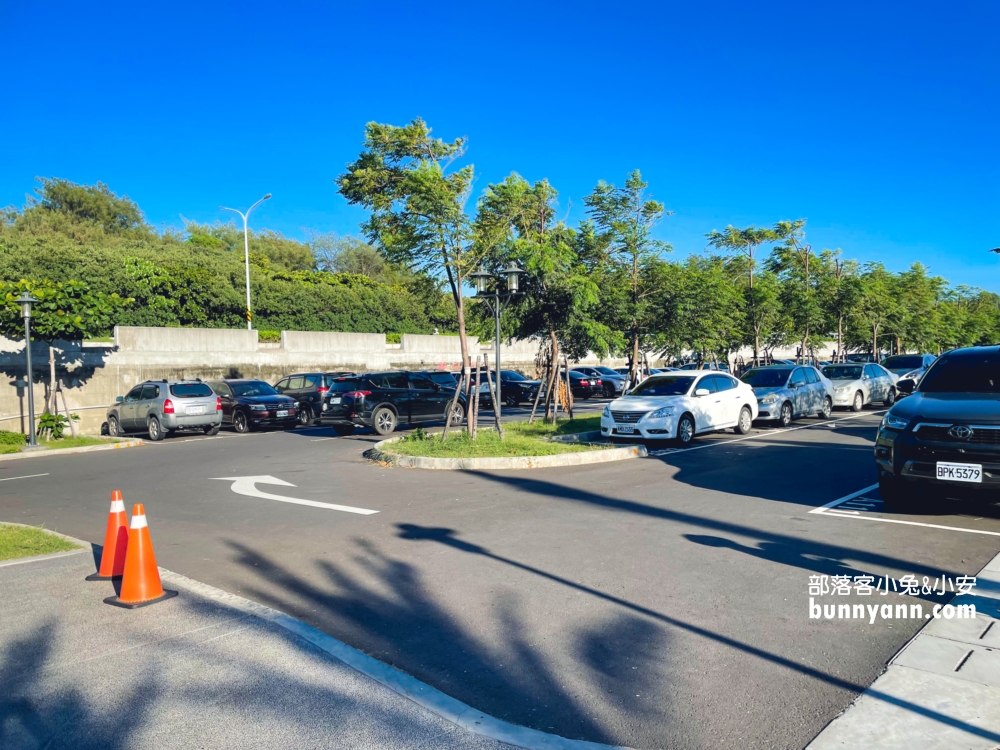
[
  {"x1": 163, "y1": 399, "x2": 175, "y2": 414},
  {"x1": 580, "y1": 380, "x2": 589, "y2": 386},
  {"x1": 595, "y1": 379, "x2": 602, "y2": 385},
  {"x1": 216, "y1": 397, "x2": 222, "y2": 411},
  {"x1": 318, "y1": 387, "x2": 329, "y2": 394},
  {"x1": 345, "y1": 390, "x2": 372, "y2": 399}
]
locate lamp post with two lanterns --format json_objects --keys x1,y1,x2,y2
[
  {"x1": 15, "y1": 292, "x2": 39, "y2": 448},
  {"x1": 468, "y1": 262, "x2": 526, "y2": 420}
]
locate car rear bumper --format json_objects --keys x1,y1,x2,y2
[{"x1": 161, "y1": 414, "x2": 222, "y2": 429}]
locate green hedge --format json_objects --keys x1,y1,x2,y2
[{"x1": 0, "y1": 430, "x2": 27, "y2": 446}]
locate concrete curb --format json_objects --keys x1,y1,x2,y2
[
  {"x1": 157, "y1": 568, "x2": 630, "y2": 750},
  {"x1": 0, "y1": 439, "x2": 143, "y2": 462},
  {"x1": 363, "y1": 434, "x2": 646, "y2": 470},
  {"x1": 806, "y1": 548, "x2": 1000, "y2": 749}
]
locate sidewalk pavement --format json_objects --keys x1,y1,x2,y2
[
  {"x1": 0, "y1": 551, "x2": 519, "y2": 750},
  {"x1": 808, "y1": 549, "x2": 1000, "y2": 750}
]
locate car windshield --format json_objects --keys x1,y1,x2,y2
[
  {"x1": 501, "y1": 371, "x2": 528, "y2": 381},
  {"x1": 822, "y1": 366, "x2": 863, "y2": 380},
  {"x1": 919, "y1": 352, "x2": 1000, "y2": 394},
  {"x1": 883, "y1": 355, "x2": 925, "y2": 370},
  {"x1": 170, "y1": 383, "x2": 214, "y2": 398},
  {"x1": 231, "y1": 381, "x2": 279, "y2": 397},
  {"x1": 628, "y1": 375, "x2": 696, "y2": 396},
  {"x1": 741, "y1": 369, "x2": 791, "y2": 387}
]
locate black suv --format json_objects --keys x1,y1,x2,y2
[
  {"x1": 322, "y1": 371, "x2": 466, "y2": 436},
  {"x1": 875, "y1": 346, "x2": 1000, "y2": 510},
  {"x1": 208, "y1": 379, "x2": 299, "y2": 433},
  {"x1": 471, "y1": 370, "x2": 542, "y2": 408},
  {"x1": 274, "y1": 371, "x2": 357, "y2": 426}
]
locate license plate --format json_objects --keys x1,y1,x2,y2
[
  {"x1": 276, "y1": 410, "x2": 289, "y2": 417},
  {"x1": 187, "y1": 406, "x2": 205, "y2": 415},
  {"x1": 332, "y1": 397, "x2": 341, "y2": 405},
  {"x1": 936, "y1": 462, "x2": 982, "y2": 483},
  {"x1": 616, "y1": 424, "x2": 635, "y2": 434}
]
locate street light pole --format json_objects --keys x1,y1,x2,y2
[
  {"x1": 15, "y1": 293, "x2": 39, "y2": 447},
  {"x1": 221, "y1": 194, "x2": 272, "y2": 330},
  {"x1": 469, "y1": 263, "x2": 525, "y2": 421}
]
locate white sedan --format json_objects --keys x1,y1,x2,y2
[
  {"x1": 821, "y1": 363, "x2": 898, "y2": 411},
  {"x1": 601, "y1": 372, "x2": 759, "y2": 446}
]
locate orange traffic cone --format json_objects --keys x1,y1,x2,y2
[
  {"x1": 86, "y1": 491, "x2": 129, "y2": 581},
  {"x1": 103, "y1": 504, "x2": 178, "y2": 609}
]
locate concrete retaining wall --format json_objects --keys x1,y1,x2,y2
[{"x1": 0, "y1": 325, "x2": 843, "y2": 437}]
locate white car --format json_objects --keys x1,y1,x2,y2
[
  {"x1": 601, "y1": 372, "x2": 759, "y2": 446},
  {"x1": 821, "y1": 363, "x2": 898, "y2": 411}
]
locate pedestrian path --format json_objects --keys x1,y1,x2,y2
[
  {"x1": 807, "y1": 549, "x2": 1000, "y2": 750},
  {"x1": 1, "y1": 551, "x2": 518, "y2": 749}
]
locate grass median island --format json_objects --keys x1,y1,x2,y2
[
  {"x1": 0, "y1": 524, "x2": 80, "y2": 561},
  {"x1": 390, "y1": 416, "x2": 605, "y2": 459}
]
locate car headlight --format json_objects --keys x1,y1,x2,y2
[
  {"x1": 759, "y1": 393, "x2": 779, "y2": 405},
  {"x1": 902, "y1": 371, "x2": 921, "y2": 381},
  {"x1": 835, "y1": 385, "x2": 851, "y2": 393},
  {"x1": 249, "y1": 404, "x2": 268, "y2": 411},
  {"x1": 602, "y1": 404, "x2": 611, "y2": 418},
  {"x1": 646, "y1": 406, "x2": 675, "y2": 420},
  {"x1": 881, "y1": 414, "x2": 909, "y2": 431}
]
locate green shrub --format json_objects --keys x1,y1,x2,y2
[
  {"x1": 258, "y1": 329, "x2": 281, "y2": 343},
  {"x1": 386, "y1": 333, "x2": 402, "y2": 344},
  {"x1": 0, "y1": 430, "x2": 26, "y2": 446}
]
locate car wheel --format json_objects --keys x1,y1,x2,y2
[
  {"x1": 884, "y1": 388, "x2": 896, "y2": 407},
  {"x1": 734, "y1": 407, "x2": 753, "y2": 435},
  {"x1": 504, "y1": 394, "x2": 519, "y2": 408},
  {"x1": 147, "y1": 416, "x2": 163, "y2": 442},
  {"x1": 203, "y1": 424, "x2": 220, "y2": 436},
  {"x1": 373, "y1": 407, "x2": 397, "y2": 436},
  {"x1": 108, "y1": 415, "x2": 122, "y2": 437},
  {"x1": 779, "y1": 402, "x2": 793, "y2": 427},
  {"x1": 851, "y1": 391, "x2": 864, "y2": 412},
  {"x1": 233, "y1": 410, "x2": 250, "y2": 434},
  {"x1": 602, "y1": 383, "x2": 615, "y2": 398},
  {"x1": 817, "y1": 396, "x2": 833, "y2": 419},
  {"x1": 676, "y1": 413, "x2": 696, "y2": 446},
  {"x1": 298, "y1": 404, "x2": 313, "y2": 425},
  {"x1": 333, "y1": 424, "x2": 357, "y2": 436},
  {"x1": 444, "y1": 401, "x2": 465, "y2": 427}
]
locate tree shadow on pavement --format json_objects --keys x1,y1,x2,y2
[
  {"x1": 223, "y1": 537, "x2": 670, "y2": 746},
  {"x1": 0, "y1": 620, "x2": 160, "y2": 750}
]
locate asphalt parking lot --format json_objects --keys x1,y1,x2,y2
[{"x1": 3, "y1": 404, "x2": 999, "y2": 749}]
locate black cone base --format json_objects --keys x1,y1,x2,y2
[
  {"x1": 85, "y1": 572, "x2": 122, "y2": 581},
  {"x1": 103, "y1": 589, "x2": 178, "y2": 609}
]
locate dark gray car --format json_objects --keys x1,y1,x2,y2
[
  {"x1": 108, "y1": 379, "x2": 221, "y2": 441},
  {"x1": 274, "y1": 371, "x2": 357, "y2": 426}
]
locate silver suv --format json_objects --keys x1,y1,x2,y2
[{"x1": 108, "y1": 380, "x2": 222, "y2": 441}]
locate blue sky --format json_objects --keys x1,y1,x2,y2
[{"x1": 2, "y1": 2, "x2": 997, "y2": 290}]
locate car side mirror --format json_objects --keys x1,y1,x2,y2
[
  {"x1": 695, "y1": 388, "x2": 710, "y2": 397},
  {"x1": 898, "y1": 380, "x2": 915, "y2": 395},
  {"x1": 115, "y1": 395, "x2": 124, "y2": 403}
]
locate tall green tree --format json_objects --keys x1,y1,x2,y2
[
  {"x1": 851, "y1": 263, "x2": 899, "y2": 357},
  {"x1": 0, "y1": 279, "x2": 131, "y2": 418},
  {"x1": 584, "y1": 170, "x2": 671, "y2": 383},
  {"x1": 337, "y1": 119, "x2": 483, "y2": 396},
  {"x1": 816, "y1": 250, "x2": 859, "y2": 362},
  {"x1": 706, "y1": 224, "x2": 779, "y2": 363},
  {"x1": 769, "y1": 219, "x2": 825, "y2": 362}
]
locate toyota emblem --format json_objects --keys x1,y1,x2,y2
[{"x1": 948, "y1": 425, "x2": 974, "y2": 439}]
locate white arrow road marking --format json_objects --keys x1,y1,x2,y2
[{"x1": 212, "y1": 475, "x2": 378, "y2": 515}]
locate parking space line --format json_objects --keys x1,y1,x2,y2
[
  {"x1": 644, "y1": 410, "x2": 885, "y2": 458},
  {"x1": 0, "y1": 473, "x2": 49, "y2": 482},
  {"x1": 810, "y1": 484, "x2": 1000, "y2": 537}
]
